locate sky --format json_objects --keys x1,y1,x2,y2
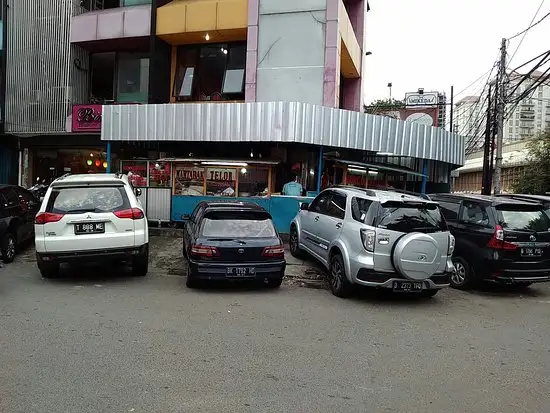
[{"x1": 363, "y1": 0, "x2": 550, "y2": 106}]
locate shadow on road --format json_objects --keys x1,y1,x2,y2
[
  {"x1": 465, "y1": 282, "x2": 550, "y2": 299},
  {"x1": 43, "y1": 263, "x2": 141, "y2": 284}
]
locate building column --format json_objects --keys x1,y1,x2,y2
[
  {"x1": 245, "y1": 0, "x2": 259, "y2": 101},
  {"x1": 323, "y1": 0, "x2": 341, "y2": 108}
]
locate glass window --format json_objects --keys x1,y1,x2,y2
[
  {"x1": 117, "y1": 54, "x2": 149, "y2": 103},
  {"x1": 46, "y1": 186, "x2": 130, "y2": 214},
  {"x1": 460, "y1": 202, "x2": 490, "y2": 226},
  {"x1": 309, "y1": 192, "x2": 332, "y2": 214},
  {"x1": 351, "y1": 197, "x2": 372, "y2": 223},
  {"x1": 496, "y1": 206, "x2": 550, "y2": 232},
  {"x1": 122, "y1": 0, "x2": 152, "y2": 5},
  {"x1": 174, "y1": 166, "x2": 204, "y2": 196},
  {"x1": 205, "y1": 168, "x2": 236, "y2": 197},
  {"x1": 148, "y1": 162, "x2": 172, "y2": 188},
  {"x1": 326, "y1": 193, "x2": 346, "y2": 219},
  {"x1": 223, "y1": 69, "x2": 245, "y2": 94},
  {"x1": 378, "y1": 201, "x2": 446, "y2": 233},
  {"x1": 90, "y1": 52, "x2": 115, "y2": 103},
  {"x1": 200, "y1": 211, "x2": 276, "y2": 238},
  {"x1": 238, "y1": 167, "x2": 269, "y2": 196},
  {"x1": 177, "y1": 67, "x2": 195, "y2": 98},
  {"x1": 437, "y1": 200, "x2": 460, "y2": 221},
  {"x1": 121, "y1": 161, "x2": 148, "y2": 187}
]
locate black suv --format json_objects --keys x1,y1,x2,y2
[{"x1": 430, "y1": 193, "x2": 550, "y2": 289}]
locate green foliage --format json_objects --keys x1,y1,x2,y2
[
  {"x1": 513, "y1": 131, "x2": 550, "y2": 194},
  {"x1": 364, "y1": 99, "x2": 405, "y2": 114}
]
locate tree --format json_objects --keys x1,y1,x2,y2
[
  {"x1": 364, "y1": 99, "x2": 405, "y2": 114},
  {"x1": 513, "y1": 131, "x2": 550, "y2": 194}
]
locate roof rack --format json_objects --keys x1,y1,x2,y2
[
  {"x1": 329, "y1": 185, "x2": 377, "y2": 197},
  {"x1": 380, "y1": 188, "x2": 432, "y2": 201}
]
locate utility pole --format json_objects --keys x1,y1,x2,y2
[
  {"x1": 481, "y1": 85, "x2": 492, "y2": 195},
  {"x1": 493, "y1": 38, "x2": 507, "y2": 194},
  {"x1": 449, "y1": 85, "x2": 454, "y2": 132}
]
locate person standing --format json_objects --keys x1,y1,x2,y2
[{"x1": 282, "y1": 174, "x2": 303, "y2": 196}]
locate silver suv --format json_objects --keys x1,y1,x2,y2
[{"x1": 290, "y1": 186, "x2": 455, "y2": 298}]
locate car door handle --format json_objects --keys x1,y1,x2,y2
[
  {"x1": 335, "y1": 223, "x2": 342, "y2": 229},
  {"x1": 314, "y1": 216, "x2": 320, "y2": 222}
]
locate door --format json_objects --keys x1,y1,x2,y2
[
  {"x1": 455, "y1": 201, "x2": 494, "y2": 256},
  {"x1": 313, "y1": 192, "x2": 346, "y2": 262},
  {"x1": 300, "y1": 191, "x2": 332, "y2": 258},
  {"x1": 14, "y1": 187, "x2": 40, "y2": 242},
  {"x1": 184, "y1": 204, "x2": 204, "y2": 253}
]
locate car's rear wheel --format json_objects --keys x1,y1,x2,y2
[
  {"x1": 451, "y1": 257, "x2": 475, "y2": 289},
  {"x1": 132, "y1": 247, "x2": 149, "y2": 277},
  {"x1": 289, "y1": 227, "x2": 303, "y2": 259},
  {"x1": 1, "y1": 232, "x2": 16, "y2": 263},
  {"x1": 39, "y1": 263, "x2": 60, "y2": 279},
  {"x1": 329, "y1": 254, "x2": 353, "y2": 298}
]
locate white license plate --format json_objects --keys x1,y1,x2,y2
[{"x1": 226, "y1": 267, "x2": 256, "y2": 277}]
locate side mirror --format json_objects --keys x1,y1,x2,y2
[
  {"x1": 135, "y1": 188, "x2": 142, "y2": 197},
  {"x1": 300, "y1": 203, "x2": 309, "y2": 211}
]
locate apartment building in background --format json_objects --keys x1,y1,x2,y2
[{"x1": 0, "y1": 0, "x2": 370, "y2": 185}]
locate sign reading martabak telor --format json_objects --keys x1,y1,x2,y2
[{"x1": 404, "y1": 92, "x2": 439, "y2": 108}]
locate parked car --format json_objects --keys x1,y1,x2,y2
[
  {"x1": 496, "y1": 194, "x2": 550, "y2": 216},
  {"x1": 430, "y1": 193, "x2": 550, "y2": 289},
  {"x1": 0, "y1": 185, "x2": 41, "y2": 263},
  {"x1": 34, "y1": 173, "x2": 149, "y2": 278},
  {"x1": 183, "y1": 201, "x2": 285, "y2": 289},
  {"x1": 290, "y1": 186, "x2": 455, "y2": 298}
]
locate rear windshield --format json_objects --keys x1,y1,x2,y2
[
  {"x1": 496, "y1": 205, "x2": 550, "y2": 232},
  {"x1": 46, "y1": 186, "x2": 130, "y2": 214},
  {"x1": 200, "y1": 211, "x2": 277, "y2": 238},
  {"x1": 378, "y1": 201, "x2": 446, "y2": 233}
]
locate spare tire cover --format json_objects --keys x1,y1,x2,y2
[{"x1": 392, "y1": 233, "x2": 442, "y2": 280}]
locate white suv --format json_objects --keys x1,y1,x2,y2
[{"x1": 34, "y1": 174, "x2": 149, "y2": 278}]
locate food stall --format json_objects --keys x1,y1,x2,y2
[{"x1": 166, "y1": 158, "x2": 314, "y2": 233}]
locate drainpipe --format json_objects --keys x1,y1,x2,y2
[
  {"x1": 316, "y1": 146, "x2": 323, "y2": 192},
  {"x1": 421, "y1": 159, "x2": 428, "y2": 194}
]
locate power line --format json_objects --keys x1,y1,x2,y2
[
  {"x1": 508, "y1": 9, "x2": 550, "y2": 40},
  {"x1": 508, "y1": 0, "x2": 547, "y2": 67}
]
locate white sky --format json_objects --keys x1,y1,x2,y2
[{"x1": 364, "y1": 0, "x2": 550, "y2": 104}]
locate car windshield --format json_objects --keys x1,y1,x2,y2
[
  {"x1": 46, "y1": 186, "x2": 130, "y2": 214},
  {"x1": 496, "y1": 206, "x2": 550, "y2": 232},
  {"x1": 378, "y1": 201, "x2": 446, "y2": 233},
  {"x1": 200, "y1": 210, "x2": 277, "y2": 238}
]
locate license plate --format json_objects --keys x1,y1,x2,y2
[
  {"x1": 226, "y1": 267, "x2": 256, "y2": 278},
  {"x1": 521, "y1": 248, "x2": 542, "y2": 257},
  {"x1": 74, "y1": 222, "x2": 105, "y2": 235},
  {"x1": 392, "y1": 280, "x2": 423, "y2": 292}
]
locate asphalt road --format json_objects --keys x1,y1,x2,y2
[{"x1": 1, "y1": 241, "x2": 550, "y2": 413}]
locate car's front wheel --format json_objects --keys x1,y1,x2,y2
[
  {"x1": 1, "y1": 232, "x2": 16, "y2": 263},
  {"x1": 329, "y1": 254, "x2": 353, "y2": 298},
  {"x1": 289, "y1": 226, "x2": 303, "y2": 259}
]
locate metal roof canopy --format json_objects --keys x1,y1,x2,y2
[
  {"x1": 333, "y1": 159, "x2": 427, "y2": 178},
  {"x1": 101, "y1": 102, "x2": 465, "y2": 167},
  {"x1": 157, "y1": 158, "x2": 280, "y2": 165}
]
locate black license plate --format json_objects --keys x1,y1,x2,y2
[
  {"x1": 226, "y1": 267, "x2": 256, "y2": 278},
  {"x1": 521, "y1": 248, "x2": 542, "y2": 257},
  {"x1": 74, "y1": 222, "x2": 105, "y2": 235},
  {"x1": 392, "y1": 280, "x2": 423, "y2": 292}
]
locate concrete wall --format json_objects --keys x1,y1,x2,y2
[{"x1": 255, "y1": 0, "x2": 327, "y2": 105}]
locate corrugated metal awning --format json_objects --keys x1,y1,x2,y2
[
  {"x1": 333, "y1": 159, "x2": 427, "y2": 178},
  {"x1": 101, "y1": 101, "x2": 465, "y2": 166}
]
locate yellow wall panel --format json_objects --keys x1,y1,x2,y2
[
  {"x1": 156, "y1": 3, "x2": 186, "y2": 35},
  {"x1": 217, "y1": 0, "x2": 248, "y2": 30},
  {"x1": 186, "y1": 1, "x2": 218, "y2": 32}
]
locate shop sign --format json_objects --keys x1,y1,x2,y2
[
  {"x1": 122, "y1": 161, "x2": 148, "y2": 187},
  {"x1": 206, "y1": 168, "x2": 236, "y2": 197},
  {"x1": 175, "y1": 167, "x2": 205, "y2": 196},
  {"x1": 404, "y1": 92, "x2": 438, "y2": 108},
  {"x1": 72, "y1": 104, "x2": 102, "y2": 132}
]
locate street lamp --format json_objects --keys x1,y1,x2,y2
[{"x1": 387, "y1": 82, "x2": 393, "y2": 101}]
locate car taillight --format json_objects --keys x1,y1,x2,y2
[
  {"x1": 191, "y1": 244, "x2": 219, "y2": 257},
  {"x1": 35, "y1": 212, "x2": 64, "y2": 224},
  {"x1": 360, "y1": 229, "x2": 376, "y2": 252},
  {"x1": 262, "y1": 244, "x2": 285, "y2": 258},
  {"x1": 114, "y1": 208, "x2": 144, "y2": 220},
  {"x1": 487, "y1": 225, "x2": 517, "y2": 250},
  {"x1": 448, "y1": 234, "x2": 455, "y2": 255}
]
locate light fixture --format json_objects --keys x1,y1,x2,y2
[
  {"x1": 368, "y1": 170, "x2": 378, "y2": 176},
  {"x1": 201, "y1": 161, "x2": 248, "y2": 167},
  {"x1": 87, "y1": 159, "x2": 92, "y2": 166},
  {"x1": 377, "y1": 152, "x2": 394, "y2": 156},
  {"x1": 348, "y1": 167, "x2": 367, "y2": 175},
  {"x1": 240, "y1": 167, "x2": 247, "y2": 174},
  {"x1": 103, "y1": 161, "x2": 108, "y2": 169},
  {"x1": 250, "y1": 150, "x2": 254, "y2": 158},
  {"x1": 95, "y1": 159, "x2": 101, "y2": 167},
  {"x1": 221, "y1": 47, "x2": 228, "y2": 55},
  {"x1": 90, "y1": 153, "x2": 94, "y2": 157},
  {"x1": 309, "y1": 169, "x2": 315, "y2": 176},
  {"x1": 205, "y1": 33, "x2": 210, "y2": 41}
]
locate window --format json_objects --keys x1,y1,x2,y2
[
  {"x1": 496, "y1": 206, "x2": 550, "y2": 232},
  {"x1": 238, "y1": 167, "x2": 269, "y2": 196},
  {"x1": 200, "y1": 211, "x2": 276, "y2": 238},
  {"x1": 309, "y1": 192, "x2": 332, "y2": 214},
  {"x1": 378, "y1": 201, "x2": 446, "y2": 233},
  {"x1": 205, "y1": 168, "x2": 236, "y2": 197},
  {"x1": 351, "y1": 197, "x2": 372, "y2": 223},
  {"x1": 460, "y1": 202, "x2": 490, "y2": 226},
  {"x1": 437, "y1": 200, "x2": 460, "y2": 221},
  {"x1": 174, "y1": 166, "x2": 204, "y2": 196},
  {"x1": 1, "y1": 188, "x2": 19, "y2": 207},
  {"x1": 117, "y1": 53, "x2": 149, "y2": 103},
  {"x1": 90, "y1": 52, "x2": 115, "y2": 103},
  {"x1": 326, "y1": 193, "x2": 346, "y2": 219},
  {"x1": 46, "y1": 187, "x2": 130, "y2": 214},
  {"x1": 173, "y1": 42, "x2": 245, "y2": 101}
]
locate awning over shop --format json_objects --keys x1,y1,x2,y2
[
  {"x1": 101, "y1": 101, "x2": 465, "y2": 166},
  {"x1": 332, "y1": 159, "x2": 427, "y2": 178}
]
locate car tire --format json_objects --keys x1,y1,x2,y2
[
  {"x1": 39, "y1": 263, "x2": 60, "y2": 279},
  {"x1": 329, "y1": 254, "x2": 353, "y2": 298},
  {"x1": 132, "y1": 249, "x2": 149, "y2": 277},
  {"x1": 289, "y1": 227, "x2": 304, "y2": 259},
  {"x1": 451, "y1": 257, "x2": 475, "y2": 290},
  {"x1": 266, "y1": 276, "x2": 283, "y2": 289},
  {"x1": 421, "y1": 289, "x2": 439, "y2": 298},
  {"x1": 186, "y1": 273, "x2": 199, "y2": 288},
  {"x1": 1, "y1": 232, "x2": 17, "y2": 263}
]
